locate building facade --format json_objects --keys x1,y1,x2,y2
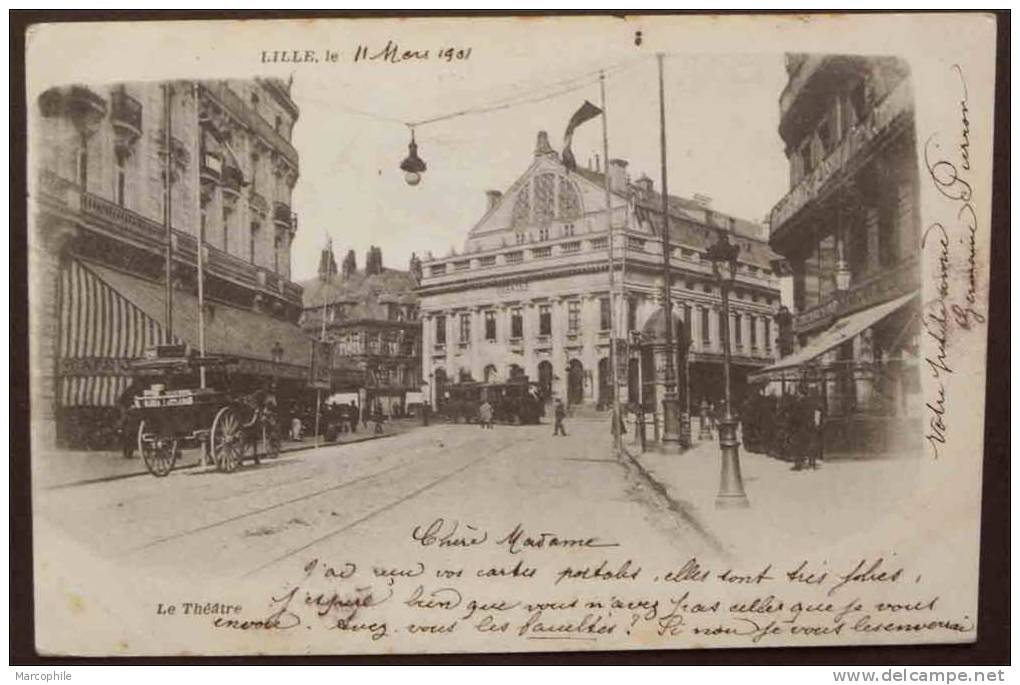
[
  {"x1": 298, "y1": 245, "x2": 422, "y2": 416},
  {"x1": 31, "y1": 78, "x2": 311, "y2": 448},
  {"x1": 417, "y1": 132, "x2": 781, "y2": 425},
  {"x1": 752, "y1": 54, "x2": 922, "y2": 456}
]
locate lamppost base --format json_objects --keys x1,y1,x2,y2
[
  {"x1": 715, "y1": 417, "x2": 750, "y2": 509},
  {"x1": 715, "y1": 492, "x2": 751, "y2": 509}
]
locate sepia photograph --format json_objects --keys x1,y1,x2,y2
[{"x1": 16, "y1": 12, "x2": 1001, "y2": 660}]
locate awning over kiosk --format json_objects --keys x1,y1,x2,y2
[
  {"x1": 749, "y1": 291, "x2": 918, "y2": 383},
  {"x1": 57, "y1": 259, "x2": 316, "y2": 406}
]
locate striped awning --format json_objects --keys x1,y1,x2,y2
[
  {"x1": 58, "y1": 259, "x2": 179, "y2": 407},
  {"x1": 60, "y1": 375, "x2": 132, "y2": 408}
]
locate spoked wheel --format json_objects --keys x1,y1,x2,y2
[
  {"x1": 138, "y1": 419, "x2": 178, "y2": 477},
  {"x1": 211, "y1": 407, "x2": 242, "y2": 473}
]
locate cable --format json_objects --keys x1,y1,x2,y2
[
  {"x1": 406, "y1": 55, "x2": 646, "y2": 129},
  {"x1": 324, "y1": 54, "x2": 650, "y2": 131}
]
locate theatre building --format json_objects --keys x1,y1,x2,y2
[
  {"x1": 751, "y1": 54, "x2": 922, "y2": 456},
  {"x1": 30, "y1": 78, "x2": 313, "y2": 449},
  {"x1": 298, "y1": 245, "x2": 422, "y2": 416},
  {"x1": 417, "y1": 132, "x2": 781, "y2": 422}
]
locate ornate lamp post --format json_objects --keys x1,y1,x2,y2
[{"x1": 706, "y1": 230, "x2": 750, "y2": 509}]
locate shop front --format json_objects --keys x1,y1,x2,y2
[
  {"x1": 54, "y1": 258, "x2": 316, "y2": 449},
  {"x1": 748, "y1": 291, "x2": 920, "y2": 457}
]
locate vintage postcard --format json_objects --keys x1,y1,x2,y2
[{"x1": 25, "y1": 13, "x2": 997, "y2": 656}]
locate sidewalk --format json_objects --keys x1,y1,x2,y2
[
  {"x1": 33, "y1": 418, "x2": 422, "y2": 489},
  {"x1": 624, "y1": 432, "x2": 924, "y2": 560}
]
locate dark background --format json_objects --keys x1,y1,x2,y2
[{"x1": 9, "y1": 9, "x2": 1010, "y2": 666}]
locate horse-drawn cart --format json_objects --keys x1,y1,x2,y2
[{"x1": 129, "y1": 349, "x2": 281, "y2": 477}]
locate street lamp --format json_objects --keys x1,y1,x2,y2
[
  {"x1": 400, "y1": 129, "x2": 427, "y2": 186},
  {"x1": 270, "y1": 341, "x2": 284, "y2": 390},
  {"x1": 706, "y1": 229, "x2": 750, "y2": 509}
]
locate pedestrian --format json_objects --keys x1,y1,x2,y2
[
  {"x1": 290, "y1": 412, "x2": 303, "y2": 441},
  {"x1": 117, "y1": 384, "x2": 139, "y2": 459},
  {"x1": 790, "y1": 389, "x2": 811, "y2": 471},
  {"x1": 553, "y1": 399, "x2": 568, "y2": 436},
  {"x1": 610, "y1": 404, "x2": 627, "y2": 437},
  {"x1": 809, "y1": 393, "x2": 825, "y2": 469},
  {"x1": 373, "y1": 403, "x2": 385, "y2": 434},
  {"x1": 479, "y1": 399, "x2": 494, "y2": 429}
]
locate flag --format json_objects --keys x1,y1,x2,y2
[{"x1": 561, "y1": 100, "x2": 602, "y2": 172}]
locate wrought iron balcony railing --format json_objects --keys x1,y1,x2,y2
[{"x1": 770, "y1": 78, "x2": 913, "y2": 235}]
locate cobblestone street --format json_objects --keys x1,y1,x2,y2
[{"x1": 34, "y1": 419, "x2": 722, "y2": 584}]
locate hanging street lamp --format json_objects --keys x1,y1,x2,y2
[
  {"x1": 400, "y1": 129, "x2": 427, "y2": 186},
  {"x1": 706, "y1": 228, "x2": 750, "y2": 509}
]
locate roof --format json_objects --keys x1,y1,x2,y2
[
  {"x1": 570, "y1": 167, "x2": 779, "y2": 268},
  {"x1": 641, "y1": 306, "x2": 686, "y2": 342},
  {"x1": 298, "y1": 268, "x2": 419, "y2": 319},
  {"x1": 86, "y1": 262, "x2": 315, "y2": 369}
]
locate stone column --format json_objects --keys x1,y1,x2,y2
[
  {"x1": 709, "y1": 307, "x2": 721, "y2": 353},
  {"x1": 690, "y1": 304, "x2": 702, "y2": 353}
]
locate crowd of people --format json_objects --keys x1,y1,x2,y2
[{"x1": 740, "y1": 388, "x2": 826, "y2": 470}]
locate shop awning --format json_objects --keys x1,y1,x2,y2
[
  {"x1": 749, "y1": 291, "x2": 918, "y2": 382},
  {"x1": 78, "y1": 259, "x2": 315, "y2": 374}
]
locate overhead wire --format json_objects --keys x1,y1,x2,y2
[{"x1": 325, "y1": 54, "x2": 651, "y2": 131}]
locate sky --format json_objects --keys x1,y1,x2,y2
[{"x1": 288, "y1": 51, "x2": 790, "y2": 281}]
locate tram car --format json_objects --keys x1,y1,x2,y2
[{"x1": 437, "y1": 378, "x2": 545, "y2": 425}]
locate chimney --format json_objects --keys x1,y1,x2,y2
[
  {"x1": 342, "y1": 249, "x2": 356, "y2": 280},
  {"x1": 633, "y1": 173, "x2": 653, "y2": 198},
  {"x1": 608, "y1": 158, "x2": 629, "y2": 193},
  {"x1": 365, "y1": 246, "x2": 383, "y2": 276},
  {"x1": 485, "y1": 190, "x2": 502, "y2": 212},
  {"x1": 317, "y1": 242, "x2": 338, "y2": 281},
  {"x1": 534, "y1": 131, "x2": 556, "y2": 159}
]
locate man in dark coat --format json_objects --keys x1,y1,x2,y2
[
  {"x1": 790, "y1": 389, "x2": 813, "y2": 471},
  {"x1": 553, "y1": 399, "x2": 568, "y2": 436}
]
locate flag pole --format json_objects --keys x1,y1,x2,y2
[
  {"x1": 314, "y1": 238, "x2": 330, "y2": 448},
  {"x1": 163, "y1": 83, "x2": 174, "y2": 344},
  {"x1": 195, "y1": 83, "x2": 207, "y2": 390},
  {"x1": 599, "y1": 72, "x2": 622, "y2": 455}
]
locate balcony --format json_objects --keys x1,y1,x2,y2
[
  {"x1": 221, "y1": 163, "x2": 243, "y2": 210},
  {"x1": 273, "y1": 201, "x2": 293, "y2": 230},
  {"x1": 249, "y1": 191, "x2": 269, "y2": 217},
  {"x1": 418, "y1": 228, "x2": 779, "y2": 299},
  {"x1": 111, "y1": 88, "x2": 142, "y2": 140},
  {"x1": 770, "y1": 78, "x2": 913, "y2": 238},
  {"x1": 793, "y1": 255, "x2": 919, "y2": 334},
  {"x1": 199, "y1": 151, "x2": 223, "y2": 206},
  {"x1": 64, "y1": 179, "x2": 304, "y2": 308},
  {"x1": 200, "y1": 82, "x2": 299, "y2": 169}
]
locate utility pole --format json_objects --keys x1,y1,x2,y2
[
  {"x1": 599, "y1": 72, "x2": 622, "y2": 454},
  {"x1": 657, "y1": 54, "x2": 681, "y2": 448},
  {"x1": 163, "y1": 83, "x2": 174, "y2": 343}
]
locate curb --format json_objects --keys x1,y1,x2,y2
[
  {"x1": 618, "y1": 443, "x2": 729, "y2": 557},
  {"x1": 43, "y1": 429, "x2": 406, "y2": 490}
]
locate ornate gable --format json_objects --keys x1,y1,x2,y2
[{"x1": 465, "y1": 155, "x2": 594, "y2": 251}]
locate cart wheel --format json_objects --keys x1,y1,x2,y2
[
  {"x1": 138, "y1": 420, "x2": 177, "y2": 477},
  {"x1": 211, "y1": 407, "x2": 242, "y2": 473}
]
